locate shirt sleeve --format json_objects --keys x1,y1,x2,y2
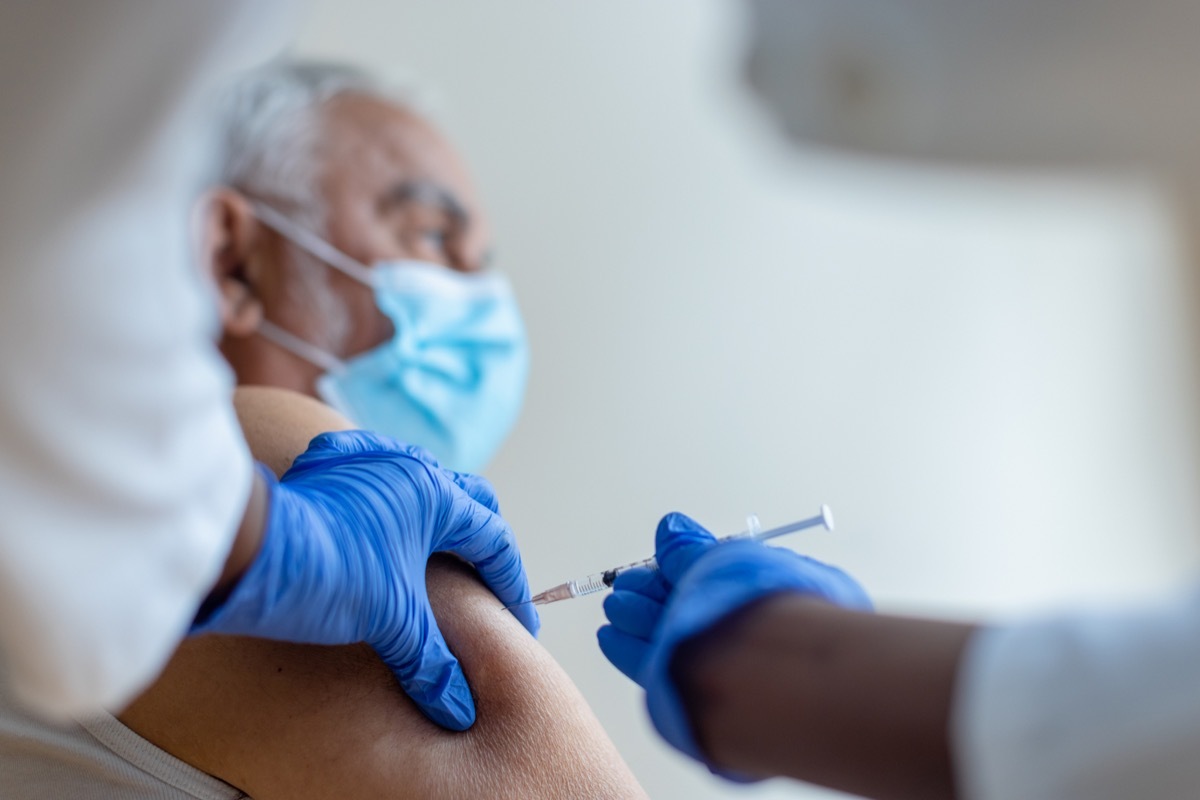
[
  {"x1": 0, "y1": 0, "x2": 293, "y2": 718},
  {"x1": 953, "y1": 584, "x2": 1200, "y2": 800}
]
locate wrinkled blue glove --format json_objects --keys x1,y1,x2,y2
[
  {"x1": 597, "y1": 512, "x2": 870, "y2": 769},
  {"x1": 193, "y1": 430, "x2": 538, "y2": 731}
]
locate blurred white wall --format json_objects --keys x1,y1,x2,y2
[{"x1": 296, "y1": 2, "x2": 1200, "y2": 798}]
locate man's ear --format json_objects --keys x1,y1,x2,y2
[{"x1": 195, "y1": 188, "x2": 266, "y2": 337}]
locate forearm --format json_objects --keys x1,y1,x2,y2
[{"x1": 674, "y1": 594, "x2": 975, "y2": 800}]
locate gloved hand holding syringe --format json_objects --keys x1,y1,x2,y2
[{"x1": 507, "y1": 504, "x2": 834, "y2": 608}]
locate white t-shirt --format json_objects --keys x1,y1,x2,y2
[
  {"x1": 0, "y1": 0, "x2": 291, "y2": 718},
  {"x1": 0, "y1": 667, "x2": 244, "y2": 800},
  {"x1": 955, "y1": 583, "x2": 1200, "y2": 799}
]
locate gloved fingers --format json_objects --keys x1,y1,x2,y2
[
  {"x1": 611, "y1": 566, "x2": 671, "y2": 603},
  {"x1": 471, "y1": 540, "x2": 539, "y2": 636},
  {"x1": 394, "y1": 442, "x2": 443, "y2": 466},
  {"x1": 597, "y1": 624, "x2": 651, "y2": 686},
  {"x1": 604, "y1": 590, "x2": 666, "y2": 640},
  {"x1": 390, "y1": 446, "x2": 504, "y2": 516},
  {"x1": 377, "y1": 608, "x2": 477, "y2": 731},
  {"x1": 655, "y1": 512, "x2": 719, "y2": 584},
  {"x1": 438, "y1": 500, "x2": 539, "y2": 637},
  {"x1": 448, "y1": 471, "x2": 500, "y2": 514},
  {"x1": 402, "y1": 447, "x2": 499, "y2": 514}
]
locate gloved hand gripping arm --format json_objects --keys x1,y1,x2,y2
[{"x1": 194, "y1": 430, "x2": 538, "y2": 731}]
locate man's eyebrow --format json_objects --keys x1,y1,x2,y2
[{"x1": 382, "y1": 180, "x2": 469, "y2": 225}]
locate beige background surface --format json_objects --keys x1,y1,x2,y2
[{"x1": 295, "y1": 2, "x2": 1200, "y2": 797}]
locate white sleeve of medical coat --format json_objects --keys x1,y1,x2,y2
[
  {"x1": 0, "y1": 0, "x2": 294, "y2": 719},
  {"x1": 953, "y1": 583, "x2": 1200, "y2": 800}
]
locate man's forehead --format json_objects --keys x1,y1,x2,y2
[
  {"x1": 319, "y1": 94, "x2": 454, "y2": 178},
  {"x1": 312, "y1": 91, "x2": 491, "y2": 263}
]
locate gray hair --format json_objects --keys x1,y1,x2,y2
[{"x1": 214, "y1": 59, "x2": 393, "y2": 231}]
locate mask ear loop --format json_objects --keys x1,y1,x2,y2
[
  {"x1": 247, "y1": 203, "x2": 369, "y2": 376},
  {"x1": 248, "y1": 203, "x2": 369, "y2": 375},
  {"x1": 258, "y1": 319, "x2": 347, "y2": 375},
  {"x1": 251, "y1": 202, "x2": 376, "y2": 287}
]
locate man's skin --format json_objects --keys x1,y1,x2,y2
[
  {"x1": 122, "y1": 387, "x2": 646, "y2": 799},
  {"x1": 118, "y1": 95, "x2": 647, "y2": 797}
]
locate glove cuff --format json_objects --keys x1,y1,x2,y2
[
  {"x1": 645, "y1": 542, "x2": 855, "y2": 779},
  {"x1": 190, "y1": 463, "x2": 324, "y2": 638},
  {"x1": 646, "y1": 590, "x2": 795, "y2": 782}
]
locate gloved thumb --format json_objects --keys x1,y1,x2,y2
[
  {"x1": 655, "y1": 512, "x2": 718, "y2": 585},
  {"x1": 376, "y1": 608, "x2": 477, "y2": 731}
]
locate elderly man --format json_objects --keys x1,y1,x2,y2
[
  {"x1": 0, "y1": 61, "x2": 647, "y2": 800},
  {"x1": 208, "y1": 61, "x2": 526, "y2": 475}
]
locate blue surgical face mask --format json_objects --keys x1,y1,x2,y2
[{"x1": 252, "y1": 203, "x2": 529, "y2": 474}]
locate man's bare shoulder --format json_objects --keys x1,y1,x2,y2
[
  {"x1": 120, "y1": 557, "x2": 644, "y2": 799},
  {"x1": 118, "y1": 387, "x2": 646, "y2": 800}
]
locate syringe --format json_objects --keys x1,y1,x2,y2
[{"x1": 510, "y1": 505, "x2": 834, "y2": 608}]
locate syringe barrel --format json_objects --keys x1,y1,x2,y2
[
  {"x1": 566, "y1": 574, "x2": 610, "y2": 597},
  {"x1": 531, "y1": 508, "x2": 831, "y2": 606}
]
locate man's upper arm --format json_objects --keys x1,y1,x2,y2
[
  {"x1": 121, "y1": 559, "x2": 643, "y2": 799},
  {"x1": 118, "y1": 387, "x2": 646, "y2": 799}
]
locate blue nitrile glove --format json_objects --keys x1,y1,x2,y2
[
  {"x1": 193, "y1": 430, "x2": 538, "y2": 731},
  {"x1": 598, "y1": 511, "x2": 869, "y2": 769}
]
